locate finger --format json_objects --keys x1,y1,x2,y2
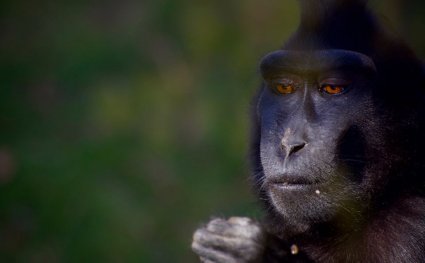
[
  {"x1": 193, "y1": 228, "x2": 265, "y2": 262},
  {"x1": 193, "y1": 228, "x2": 258, "y2": 250},
  {"x1": 205, "y1": 218, "x2": 232, "y2": 234},
  {"x1": 192, "y1": 241, "x2": 238, "y2": 263},
  {"x1": 200, "y1": 257, "x2": 214, "y2": 263},
  {"x1": 228, "y1": 216, "x2": 253, "y2": 226},
  {"x1": 206, "y1": 218, "x2": 264, "y2": 241}
]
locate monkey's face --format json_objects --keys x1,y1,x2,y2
[{"x1": 257, "y1": 50, "x2": 387, "y2": 229}]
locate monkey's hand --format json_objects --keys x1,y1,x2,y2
[{"x1": 191, "y1": 217, "x2": 266, "y2": 263}]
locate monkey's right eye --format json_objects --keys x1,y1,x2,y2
[{"x1": 273, "y1": 83, "x2": 296, "y2": 94}]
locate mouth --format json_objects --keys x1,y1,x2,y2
[
  {"x1": 272, "y1": 182, "x2": 311, "y2": 190},
  {"x1": 266, "y1": 175, "x2": 323, "y2": 191}
]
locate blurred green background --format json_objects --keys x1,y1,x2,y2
[{"x1": 0, "y1": 0, "x2": 424, "y2": 262}]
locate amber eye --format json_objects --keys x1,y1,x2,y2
[
  {"x1": 321, "y1": 84, "x2": 345, "y2": 95},
  {"x1": 274, "y1": 84, "x2": 295, "y2": 94}
]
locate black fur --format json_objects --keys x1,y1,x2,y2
[
  {"x1": 192, "y1": 1, "x2": 425, "y2": 262},
  {"x1": 251, "y1": 0, "x2": 425, "y2": 262}
]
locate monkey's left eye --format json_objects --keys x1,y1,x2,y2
[
  {"x1": 270, "y1": 79, "x2": 298, "y2": 95},
  {"x1": 320, "y1": 84, "x2": 346, "y2": 95},
  {"x1": 274, "y1": 83, "x2": 295, "y2": 94}
]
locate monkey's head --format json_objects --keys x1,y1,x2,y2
[{"x1": 252, "y1": 0, "x2": 425, "y2": 236}]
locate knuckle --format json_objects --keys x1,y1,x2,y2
[
  {"x1": 191, "y1": 240, "x2": 202, "y2": 253},
  {"x1": 228, "y1": 216, "x2": 253, "y2": 226},
  {"x1": 193, "y1": 228, "x2": 209, "y2": 243}
]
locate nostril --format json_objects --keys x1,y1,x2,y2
[
  {"x1": 281, "y1": 133, "x2": 307, "y2": 156},
  {"x1": 287, "y1": 142, "x2": 306, "y2": 156}
]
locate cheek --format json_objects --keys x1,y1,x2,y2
[
  {"x1": 258, "y1": 108, "x2": 284, "y2": 158},
  {"x1": 259, "y1": 126, "x2": 280, "y2": 174}
]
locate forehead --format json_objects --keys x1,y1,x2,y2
[{"x1": 260, "y1": 49, "x2": 376, "y2": 78}]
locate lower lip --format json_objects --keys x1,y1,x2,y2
[{"x1": 271, "y1": 183, "x2": 315, "y2": 191}]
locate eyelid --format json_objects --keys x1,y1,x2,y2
[
  {"x1": 320, "y1": 78, "x2": 351, "y2": 86},
  {"x1": 272, "y1": 78, "x2": 294, "y2": 85}
]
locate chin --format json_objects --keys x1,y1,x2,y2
[{"x1": 266, "y1": 177, "x2": 363, "y2": 231}]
